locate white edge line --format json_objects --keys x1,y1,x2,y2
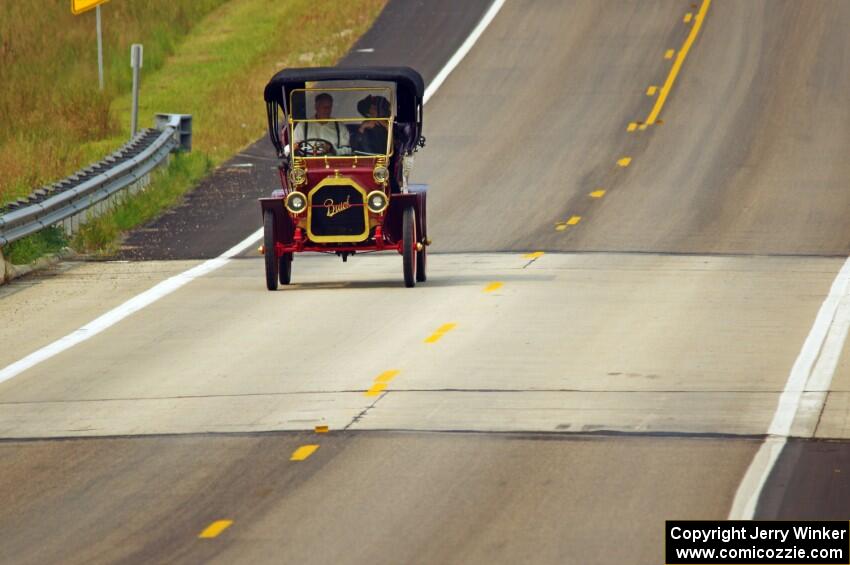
[
  {"x1": 728, "y1": 256, "x2": 850, "y2": 519},
  {"x1": 0, "y1": 2, "x2": 507, "y2": 386},
  {"x1": 423, "y1": 0, "x2": 506, "y2": 104}
]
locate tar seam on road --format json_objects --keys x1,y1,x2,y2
[{"x1": 645, "y1": 0, "x2": 711, "y2": 125}]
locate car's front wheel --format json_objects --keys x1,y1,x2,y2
[
  {"x1": 279, "y1": 252, "x2": 292, "y2": 285},
  {"x1": 263, "y1": 210, "x2": 278, "y2": 291},
  {"x1": 402, "y1": 205, "x2": 416, "y2": 288}
]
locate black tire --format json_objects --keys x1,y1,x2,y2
[
  {"x1": 416, "y1": 243, "x2": 427, "y2": 282},
  {"x1": 279, "y1": 253, "x2": 292, "y2": 285},
  {"x1": 263, "y1": 210, "x2": 278, "y2": 291},
  {"x1": 402, "y1": 206, "x2": 416, "y2": 287}
]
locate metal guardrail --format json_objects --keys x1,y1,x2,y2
[{"x1": 0, "y1": 113, "x2": 192, "y2": 246}]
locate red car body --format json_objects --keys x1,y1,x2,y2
[{"x1": 259, "y1": 66, "x2": 428, "y2": 289}]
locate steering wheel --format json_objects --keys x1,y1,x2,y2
[{"x1": 296, "y1": 138, "x2": 336, "y2": 156}]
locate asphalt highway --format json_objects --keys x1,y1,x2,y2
[{"x1": 2, "y1": 1, "x2": 850, "y2": 563}]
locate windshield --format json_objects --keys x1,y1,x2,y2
[{"x1": 289, "y1": 86, "x2": 393, "y2": 157}]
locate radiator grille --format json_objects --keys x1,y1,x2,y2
[{"x1": 309, "y1": 184, "x2": 367, "y2": 240}]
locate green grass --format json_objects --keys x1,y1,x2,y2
[
  {"x1": 73, "y1": 152, "x2": 212, "y2": 254},
  {"x1": 4, "y1": 227, "x2": 68, "y2": 266}
]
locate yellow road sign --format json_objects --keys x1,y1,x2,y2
[{"x1": 71, "y1": 0, "x2": 110, "y2": 15}]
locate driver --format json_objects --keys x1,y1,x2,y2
[{"x1": 293, "y1": 93, "x2": 350, "y2": 155}]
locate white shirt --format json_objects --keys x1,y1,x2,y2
[{"x1": 293, "y1": 121, "x2": 351, "y2": 154}]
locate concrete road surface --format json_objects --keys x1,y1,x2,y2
[{"x1": 2, "y1": 0, "x2": 850, "y2": 563}]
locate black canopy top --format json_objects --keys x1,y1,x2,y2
[{"x1": 264, "y1": 66, "x2": 424, "y2": 122}]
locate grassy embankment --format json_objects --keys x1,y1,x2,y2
[{"x1": 2, "y1": 0, "x2": 384, "y2": 261}]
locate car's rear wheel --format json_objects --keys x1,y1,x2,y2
[
  {"x1": 263, "y1": 210, "x2": 278, "y2": 291},
  {"x1": 402, "y1": 206, "x2": 416, "y2": 288},
  {"x1": 279, "y1": 253, "x2": 292, "y2": 285}
]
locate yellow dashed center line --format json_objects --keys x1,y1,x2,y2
[
  {"x1": 374, "y1": 369, "x2": 400, "y2": 383},
  {"x1": 646, "y1": 86, "x2": 658, "y2": 96},
  {"x1": 555, "y1": 215, "x2": 582, "y2": 231},
  {"x1": 627, "y1": 121, "x2": 638, "y2": 132},
  {"x1": 483, "y1": 282, "x2": 503, "y2": 293},
  {"x1": 199, "y1": 520, "x2": 233, "y2": 539},
  {"x1": 290, "y1": 445, "x2": 319, "y2": 461},
  {"x1": 665, "y1": 49, "x2": 675, "y2": 59},
  {"x1": 364, "y1": 369, "x2": 400, "y2": 396},
  {"x1": 365, "y1": 383, "x2": 387, "y2": 396},
  {"x1": 617, "y1": 157, "x2": 632, "y2": 167},
  {"x1": 589, "y1": 189, "x2": 606, "y2": 198},
  {"x1": 646, "y1": 0, "x2": 711, "y2": 125},
  {"x1": 683, "y1": 12, "x2": 693, "y2": 23},
  {"x1": 425, "y1": 323, "x2": 457, "y2": 343}
]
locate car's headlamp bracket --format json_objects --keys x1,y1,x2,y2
[{"x1": 289, "y1": 167, "x2": 307, "y2": 186}]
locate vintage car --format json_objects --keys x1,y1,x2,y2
[{"x1": 259, "y1": 66, "x2": 429, "y2": 290}]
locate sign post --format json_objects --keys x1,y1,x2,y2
[
  {"x1": 96, "y1": 5, "x2": 104, "y2": 90},
  {"x1": 130, "y1": 44, "x2": 143, "y2": 136},
  {"x1": 71, "y1": 1, "x2": 110, "y2": 90}
]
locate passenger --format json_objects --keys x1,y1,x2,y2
[
  {"x1": 293, "y1": 93, "x2": 350, "y2": 154},
  {"x1": 354, "y1": 95, "x2": 390, "y2": 155}
]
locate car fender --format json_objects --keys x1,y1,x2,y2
[
  {"x1": 259, "y1": 197, "x2": 294, "y2": 244},
  {"x1": 386, "y1": 184, "x2": 427, "y2": 243}
]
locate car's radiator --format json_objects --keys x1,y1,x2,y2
[{"x1": 309, "y1": 184, "x2": 368, "y2": 241}]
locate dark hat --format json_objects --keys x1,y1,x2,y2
[{"x1": 357, "y1": 95, "x2": 391, "y2": 118}]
